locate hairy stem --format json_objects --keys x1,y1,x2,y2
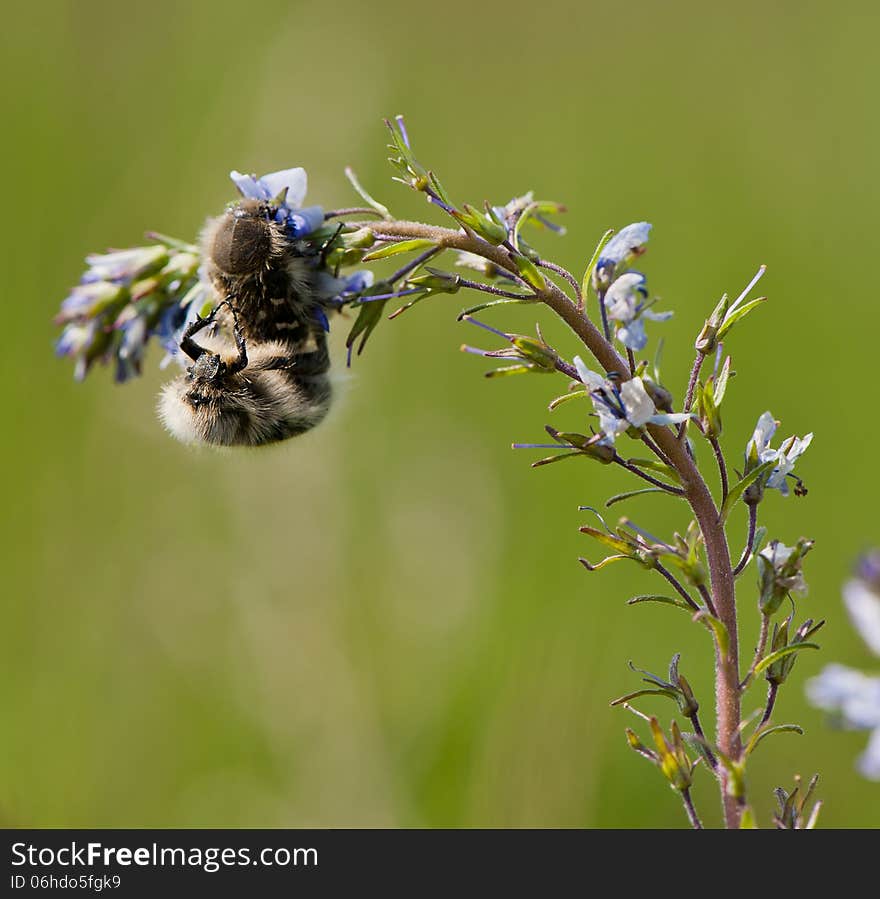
[
  {"x1": 613, "y1": 455, "x2": 685, "y2": 495},
  {"x1": 741, "y1": 614, "x2": 770, "y2": 690},
  {"x1": 710, "y1": 436, "x2": 729, "y2": 504},
  {"x1": 688, "y1": 710, "x2": 718, "y2": 769},
  {"x1": 759, "y1": 682, "x2": 778, "y2": 728},
  {"x1": 681, "y1": 788, "x2": 704, "y2": 830},
  {"x1": 733, "y1": 504, "x2": 758, "y2": 577},
  {"x1": 654, "y1": 565, "x2": 700, "y2": 612},
  {"x1": 680, "y1": 352, "x2": 704, "y2": 437}
]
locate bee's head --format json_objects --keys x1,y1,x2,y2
[
  {"x1": 188, "y1": 351, "x2": 224, "y2": 384},
  {"x1": 208, "y1": 199, "x2": 277, "y2": 276}
]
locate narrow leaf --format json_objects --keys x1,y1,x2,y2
[
  {"x1": 717, "y1": 297, "x2": 767, "y2": 339},
  {"x1": 606, "y1": 488, "x2": 670, "y2": 508},
  {"x1": 720, "y1": 459, "x2": 776, "y2": 522},
  {"x1": 580, "y1": 228, "x2": 614, "y2": 299},
  {"x1": 753, "y1": 643, "x2": 820, "y2": 675},
  {"x1": 610, "y1": 688, "x2": 678, "y2": 706},
  {"x1": 626, "y1": 458, "x2": 682, "y2": 483},
  {"x1": 627, "y1": 594, "x2": 693, "y2": 613},
  {"x1": 362, "y1": 238, "x2": 437, "y2": 261},
  {"x1": 745, "y1": 723, "x2": 804, "y2": 757}
]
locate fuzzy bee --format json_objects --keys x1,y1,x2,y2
[
  {"x1": 158, "y1": 299, "x2": 332, "y2": 447},
  {"x1": 55, "y1": 166, "x2": 370, "y2": 448}
]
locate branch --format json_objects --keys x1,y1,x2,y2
[{"x1": 732, "y1": 504, "x2": 758, "y2": 577}]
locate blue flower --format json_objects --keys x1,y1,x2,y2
[
  {"x1": 230, "y1": 166, "x2": 324, "y2": 238},
  {"x1": 593, "y1": 222, "x2": 652, "y2": 290},
  {"x1": 82, "y1": 245, "x2": 168, "y2": 283},
  {"x1": 573, "y1": 357, "x2": 691, "y2": 445},
  {"x1": 807, "y1": 551, "x2": 880, "y2": 780},
  {"x1": 745, "y1": 412, "x2": 812, "y2": 496},
  {"x1": 603, "y1": 271, "x2": 672, "y2": 351}
]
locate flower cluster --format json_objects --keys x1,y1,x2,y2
[
  {"x1": 744, "y1": 412, "x2": 812, "y2": 500},
  {"x1": 807, "y1": 551, "x2": 880, "y2": 779},
  {"x1": 573, "y1": 357, "x2": 689, "y2": 445},
  {"x1": 590, "y1": 223, "x2": 672, "y2": 351},
  {"x1": 230, "y1": 166, "x2": 325, "y2": 239}
]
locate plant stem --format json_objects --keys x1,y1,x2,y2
[
  {"x1": 760, "y1": 682, "x2": 778, "y2": 728},
  {"x1": 538, "y1": 259, "x2": 582, "y2": 306},
  {"x1": 741, "y1": 614, "x2": 770, "y2": 690},
  {"x1": 352, "y1": 218, "x2": 744, "y2": 826},
  {"x1": 688, "y1": 710, "x2": 718, "y2": 769},
  {"x1": 681, "y1": 788, "x2": 704, "y2": 830},
  {"x1": 710, "y1": 436, "x2": 729, "y2": 503},
  {"x1": 654, "y1": 562, "x2": 700, "y2": 612},
  {"x1": 680, "y1": 352, "x2": 704, "y2": 437},
  {"x1": 613, "y1": 455, "x2": 685, "y2": 495},
  {"x1": 733, "y1": 504, "x2": 758, "y2": 577}
]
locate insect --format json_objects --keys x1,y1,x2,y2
[
  {"x1": 201, "y1": 195, "x2": 328, "y2": 346},
  {"x1": 54, "y1": 166, "x2": 373, "y2": 446},
  {"x1": 158, "y1": 299, "x2": 332, "y2": 448}
]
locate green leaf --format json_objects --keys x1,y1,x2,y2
[
  {"x1": 745, "y1": 723, "x2": 804, "y2": 757},
  {"x1": 625, "y1": 458, "x2": 682, "y2": 483},
  {"x1": 362, "y1": 238, "x2": 437, "y2": 261},
  {"x1": 627, "y1": 594, "x2": 693, "y2": 613},
  {"x1": 610, "y1": 688, "x2": 678, "y2": 706},
  {"x1": 740, "y1": 807, "x2": 758, "y2": 829},
  {"x1": 531, "y1": 450, "x2": 587, "y2": 466},
  {"x1": 343, "y1": 166, "x2": 391, "y2": 219},
  {"x1": 717, "y1": 297, "x2": 767, "y2": 339},
  {"x1": 485, "y1": 364, "x2": 542, "y2": 378},
  {"x1": 512, "y1": 254, "x2": 546, "y2": 291},
  {"x1": 548, "y1": 389, "x2": 588, "y2": 411},
  {"x1": 699, "y1": 380, "x2": 721, "y2": 436},
  {"x1": 579, "y1": 525, "x2": 635, "y2": 556},
  {"x1": 579, "y1": 553, "x2": 635, "y2": 572},
  {"x1": 720, "y1": 459, "x2": 776, "y2": 522},
  {"x1": 713, "y1": 355, "x2": 732, "y2": 406},
  {"x1": 580, "y1": 228, "x2": 614, "y2": 300},
  {"x1": 693, "y1": 611, "x2": 730, "y2": 659},
  {"x1": 605, "y1": 488, "x2": 671, "y2": 508},
  {"x1": 457, "y1": 297, "x2": 537, "y2": 318},
  {"x1": 753, "y1": 643, "x2": 820, "y2": 675}
]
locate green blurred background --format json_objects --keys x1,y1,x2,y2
[{"x1": 2, "y1": 0, "x2": 878, "y2": 828}]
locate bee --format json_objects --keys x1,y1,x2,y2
[
  {"x1": 158, "y1": 299, "x2": 332, "y2": 448},
  {"x1": 201, "y1": 197, "x2": 326, "y2": 347},
  {"x1": 55, "y1": 166, "x2": 360, "y2": 447}
]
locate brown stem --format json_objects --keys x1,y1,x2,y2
[
  {"x1": 354, "y1": 219, "x2": 744, "y2": 826},
  {"x1": 741, "y1": 614, "x2": 770, "y2": 691},
  {"x1": 681, "y1": 788, "x2": 704, "y2": 829}
]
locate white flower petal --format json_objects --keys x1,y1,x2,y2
[
  {"x1": 749, "y1": 411, "x2": 777, "y2": 454},
  {"x1": 620, "y1": 377, "x2": 656, "y2": 428},
  {"x1": 617, "y1": 319, "x2": 647, "y2": 350},
  {"x1": 856, "y1": 727, "x2": 880, "y2": 780},
  {"x1": 844, "y1": 578, "x2": 880, "y2": 656},
  {"x1": 649, "y1": 412, "x2": 692, "y2": 426},
  {"x1": 229, "y1": 170, "x2": 268, "y2": 200},
  {"x1": 806, "y1": 664, "x2": 880, "y2": 729},
  {"x1": 260, "y1": 167, "x2": 308, "y2": 207},
  {"x1": 599, "y1": 223, "x2": 652, "y2": 266},
  {"x1": 573, "y1": 356, "x2": 606, "y2": 391}
]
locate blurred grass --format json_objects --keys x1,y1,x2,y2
[{"x1": 1, "y1": 0, "x2": 878, "y2": 827}]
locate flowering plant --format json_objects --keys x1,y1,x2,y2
[{"x1": 55, "y1": 117, "x2": 825, "y2": 828}]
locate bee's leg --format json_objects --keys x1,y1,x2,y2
[
  {"x1": 224, "y1": 306, "x2": 249, "y2": 375},
  {"x1": 178, "y1": 310, "x2": 218, "y2": 362},
  {"x1": 319, "y1": 223, "x2": 344, "y2": 266}
]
